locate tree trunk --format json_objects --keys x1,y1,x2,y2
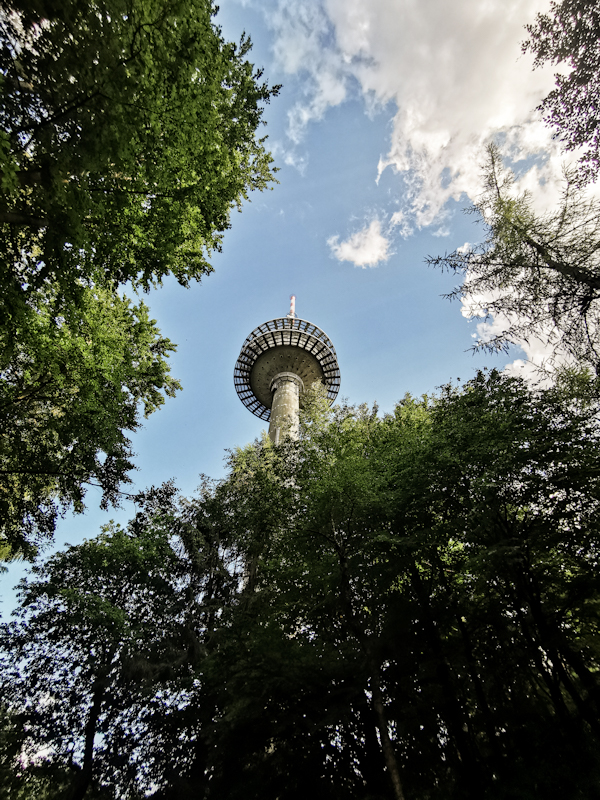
[
  {"x1": 70, "y1": 680, "x2": 105, "y2": 800},
  {"x1": 70, "y1": 648, "x2": 116, "y2": 800},
  {"x1": 521, "y1": 571, "x2": 600, "y2": 738},
  {"x1": 0, "y1": 211, "x2": 47, "y2": 228},
  {"x1": 433, "y1": 553, "x2": 503, "y2": 771},
  {"x1": 17, "y1": 170, "x2": 43, "y2": 186},
  {"x1": 407, "y1": 562, "x2": 485, "y2": 796},
  {"x1": 367, "y1": 654, "x2": 406, "y2": 800},
  {"x1": 337, "y1": 546, "x2": 406, "y2": 800}
]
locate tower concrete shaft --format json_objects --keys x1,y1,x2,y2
[{"x1": 268, "y1": 372, "x2": 304, "y2": 444}]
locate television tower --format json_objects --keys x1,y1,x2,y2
[{"x1": 234, "y1": 297, "x2": 341, "y2": 444}]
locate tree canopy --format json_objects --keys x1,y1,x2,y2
[
  {"x1": 0, "y1": 285, "x2": 180, "y2": 555},
  {"x1": 3, "y1": 374, "x2": 600, "y2": 798},
  {"x1": 524, "y1": 0, "x2": 600, "y2": 185},
  {"x1": 0, "y1": 0, "x2": 279, "y2": 551},
  {"x1": 428, "y1": 144, "x2": 600, "y2": 373},
  {"x1": 0, "y1": 0, "x2": 279, "y2": 296}
]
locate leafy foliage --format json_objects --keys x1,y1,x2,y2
[
  {"x1": 3, "y1": 373, "x2": 600, "y2": 798},
  {"x1": 0, "y1": 285, "x2": 180, "y2": 553},
  {"x1": 0, "y1": 0, "x2": 279, "y2": 550},
  {"x1": 428, "y1": 144, "x2": 600, "y2": 373},
  {"x1": 524, "y1": 0, "x2": 600, "y2": 185},
  {"x1": 0, "y1": 481, "x2": 234, "y2": 799},
  {"x1": 0, "y1": 0, "x2": 279, "y2": 295}
]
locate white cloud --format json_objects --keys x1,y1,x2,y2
[
  {"x1": 261, "y1": 0, "x2": 587, "y2": 366},
  {"x1": 329, "y1": 0, "x2": 561, "y2": 220},
  {"x1": 389, "y1": 210, "x2": 413, "y2": 238},
  {"x1": 271, "y1": 141, "x2": 310, "y2": 174},
  {"x1": 266, "y1": 1, "x2": 350, "y2": 144},
  {"x1": 266, "y1": 0, "x2": 563, "y2": 223},
  {"x1": 328, "y1": 219, "x2": 391, "y2": 267},
  {"x1": 464, "y1": 297, "x2": 575, "y2": 381}
]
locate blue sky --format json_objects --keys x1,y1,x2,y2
[{"x1": 2, "y1": 0, "x2": 562, "y2": 613}]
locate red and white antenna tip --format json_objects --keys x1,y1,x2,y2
[{"x1": 289, "y1": 295, "x2": 296, "y2": 318}]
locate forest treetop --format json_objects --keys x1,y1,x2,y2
[
  {"x1": 524, "y1": 0, "x2": 600, "y2": 186},
  {"x1": 0, "y1": 0, "x2": 280, "y2": 298},
  {"x1": 3, "y1": 372, "x2": 600, "y2": 799}
]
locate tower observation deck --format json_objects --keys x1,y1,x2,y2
[{"x1": 234, "y1": 298, "x2": 340, "y2": 443}]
